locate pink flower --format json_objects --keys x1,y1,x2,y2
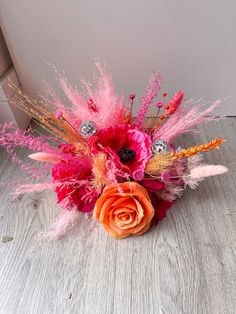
[
  {"x1": 52, "y1": 158, "x2": 98, "y2": 212},
  {"x1": 89, "y1": 124, "x2": 151, "y2": 181}
]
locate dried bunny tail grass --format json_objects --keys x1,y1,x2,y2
[
  {"x1": 145, "y1": 153, "x2": 175, "y2": 175},
  {"x1": 174, "y1": 138, "x2": 225, "y2": 158},
  {"x1": 184, "y1": 165, "x2": 228, "y2": 189},
  {"x1": 190, "y1": 165, "x2": 228, "y2": 178},
  {"x1": 28, "y1": 152, "x2": 62, "y2": 163},
  {"x1": 8, "y1": 81, "x2": 90, "y2": 154},
  {"x1": 135, "y1": 72, "x2": 161, "y2": 129}
]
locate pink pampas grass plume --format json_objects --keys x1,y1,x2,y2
[
  {"x1": 136, "y1": 72, "x2": 161, "y2": 129},
  {"x1": 39, "y1": 209, "x2": 80, "y2": 240},
  {"x1": 153, "y1": 100, "x2": 221, "y2": 143},
  {"x1": 28, "y1": 152, "x2": 61, "y2": 164},
  {"x1": 0, "y1": 122, "x2": 59, "y2": 154},
  {"x1": 12, "y1": 182, "x2": 56, "y2": 197},
  {"x1": 190, "y1": 165, "x2": 228, "y2": 178},
  {"x1": 58, "y1": 61, "x2": 125, "y2": 130},
  {"x1": 43, "y1": 81, "x2": 77, "y2": 123}
]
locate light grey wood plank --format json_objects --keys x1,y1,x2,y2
[{"x1": 0, "y1": 119, "x2": 235, "y2": 314}]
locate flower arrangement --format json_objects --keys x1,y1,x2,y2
[{"x1": 0, "y1": 62, "x2": 228, "y2": 239}]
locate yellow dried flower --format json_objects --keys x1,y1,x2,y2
[{"x1": 145, "y1": 153, "x2": 175, "y2": 175}]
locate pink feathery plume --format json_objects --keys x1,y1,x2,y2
[
  {"x1": 78, "y1": 61, "x2": 125, "y2": 129},
  {"x1": 135, "y1": 72, "x2": 161, "y2": 129},
  {"x1": 0, "y1": 123, "x2": 63, "y2": 179},
  {"x1": 12, "y1": 182, "x2": 55, "y2": 196},
  {"x1": 59, "y1": 77, "x2": 87, "y2": 109},
  {"x1": 0, "y1": 123, "x2": 74, "y2": 161},
  {"x1": 43, "y1": 82, "x2": 77, "y2": 126},
  {"x1": 153, "y1": 100, "x2": 220, "y2": 143},
  {"x1": 43, "y1": 65, "x2": 88, "y2": 128},
  {"x1": 39, "y1": 209, "x2": 80, "y2": 240},
  {"x1": 56, "y1": 62, "x2": 125, "y2": 130},
  {"x1": 0, "y1": 122, "x2": 60, "y2": 154},
  {"x1": 57, "y1": 77, "x2": 90, "y2": 129}
]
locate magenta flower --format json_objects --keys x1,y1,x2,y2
[
  {"x1": 52, "y1": 158, "x2": 98, "y2": 212},
  {"x1": 89, "y1": 124, "x2": 151, "y2": 181}
]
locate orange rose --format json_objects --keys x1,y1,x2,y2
[{"x1": 93, "y1": 182, "x2": 155, "y2": 238}]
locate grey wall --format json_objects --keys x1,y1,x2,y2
[
  {"x1": 0, "y1": 27, "x2": 30, "y2": 128},
  {"x1": 0, "y1": 0, "x2": 235, "y2": 115},
  {"x1": 0, "y1": 28, "x2": 11, "y2": 76}
]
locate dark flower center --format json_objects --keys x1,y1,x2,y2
[{"x1": 117, "y1": 147, "x2": 136, "y2": 163}]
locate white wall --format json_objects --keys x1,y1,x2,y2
[{"x1": 0, "y1": 0, "x2": 236, "y2": 115}]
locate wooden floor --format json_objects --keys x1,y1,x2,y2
[{"x1": 0, "y1": 119, "x2": 236, "y2": 314}]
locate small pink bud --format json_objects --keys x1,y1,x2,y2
[
  {"x1": 129, "y1": 94, "x2": 136, "y2": 101},
  {"x1": 156, "y1": 102, "x2": 163, "y2": 108},
  {"x1": 55, "y1": 110, "x2": 63, "y2": 119}
]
